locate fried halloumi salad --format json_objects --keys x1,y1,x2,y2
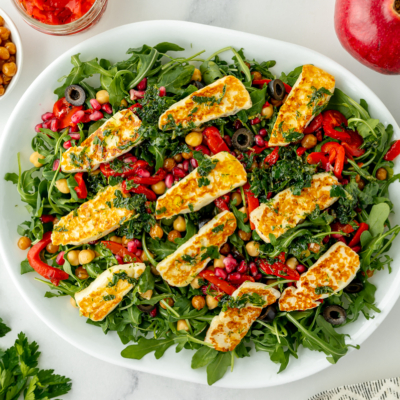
[{"x1": 5, "y1": 43, "x2": 400, "y2": 385}]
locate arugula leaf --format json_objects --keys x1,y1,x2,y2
[
  {"x1": 0, "y1": 317, "x2": 11, "y2": 337},
  {"x1": 279, "y1": 66, "x2": 303, "y2": 86},
  {"x1": 121, "y1": 336, "x2": 178, "y2": 360},
  {"x1": 158, "y1": 65, "x2": 195, "y2": 95},
  {"x1": 138, "y1": 265, "x2": 155, "y2": 293},
  {"x1": 367, "y1": 203, "x2": 390, "y2": 237},
  {"x1": 206, "y1": 351, "x2": 232, "y2": 385},
  {"x1": 200, "y1": 60, "x2": 222, "y2": 85},
  {"x1": 191, "y1": 346, "x2": 218, "y2": 369},
  {"x1": 246, "y1": 85, "x2": 267, "y2": 116}
]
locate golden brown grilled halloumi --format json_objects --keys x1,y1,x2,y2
[
  {"x1": 279, "y1": 243, "x2": 360, "y2": 311},
  {"x1": 158, "y1": 75, "x2": 252, "y2": 130},
  {"x1": 268, "y1": 65, "x2": 335, "y2": 147},
  {"x1": 156, "y1": 211, "x2": 236, "y2": 287},
  {"x1": 75, "y1": 263, "x2": 146, "y2": 321},
  {"x1": 250, "y1": 173, "x2": 339, "y2": 244},
  {"x1": 51, "y1": 184, "x2": 134, "y2": 246},
  {"x1": 61, "y1": 109, "x2": 142, "y2": 173},
  {"x1": 155, "y1": 152, "x2": 247, "y2": 220},
  {"x1": 205, "y1": 282, "x2": 280, "y2": 352}
]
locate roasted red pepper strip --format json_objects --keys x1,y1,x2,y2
[
  {"x1": 258, "y1": 259, "x2": 300, "y2": 280},
  {"x1": 384, "y1": 140, "x2": 400, "y2": 161},
  {"x1": 27, "y1": 231, "x2": 69, "y2": 286},
  {"x1": 101, "y1": 241, "x2": 142, "y2": 263},
  {"x1": 348, "y1": 222, "x2": 369, "y2": 247},
  {"x1": 199, "y1": 269, "x2": 236, "y2": 295},
  {"x1": 214, "y1": 197, "x2": 230, "y2": 211},
  {"x1": 100, "y1": 159, "x2": 149, "y2": 178},
  {"x1": 243, "y1": 183, "x2": 259, "y2": 230},
  {"x1": 53, "y1": 97, "x2": 83, "y2": 129},
  {"x1": 202, "y1": 126, "x2": 230, "y2": 154},
  {"x1": 322, "y1": 110, "x2": 351, "y2": 142},
  {"x1": 304, "y1": 114, "x2": 323, "y2": 134},
  {"x1": 342, "y1": 142, "x2": 365, "y2": 158},
  {"x1": 321, "y1": 142, "x2": 346, "y2": 179},
  {"x1": 121, "y1": 182, "x2": 157, "y2": 201},
  {"x1": 74, "y1": 172, "x2": 88, "y2": 199},
  {"x1": 331, "y1": 222, "x2": 355, "y2": 234},
  {"x1": 341, "y1": 130, "x2": 365, "y2": 157},
  {"x1": 247, "y1": 145, "x2": 267, "y2": 155},
  {"x1": 307, "y1": 152, "x2": 329, "y2": 170},
  {"x1": 40, "y1": 215, "x2": 56, "y2": 223},
  {"x1": 297, "y1": 147, "x2": 306, "y2": 157},
  {"x1": 131, "y1": 168, "x2": 167, "y2": 185},
  {"x1": 252, "y1": 79, "x2": 292, "y2": 94},
  {"x1": 264, "y1": 147, "x2": 280, "y2": 166}
]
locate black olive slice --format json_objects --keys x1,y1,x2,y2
[
  {"x1": 323, "y1": 305, "x2": 347, "y2": 325},
  {"x1": 192, "y1": 81, "x2": 204, "y2": 90},
  {"x1": 267, "y1": 79, "x2": 286, "y2": 101},
  {"x1": 258, "y1": 305, "x2": 277, "y2": 322},
  {"x1": 137, "y1": 304, "x2": 156, "y2": 314},
  {"x1": 65, "y1": 84, "x2": 86, "y2": 106},
  {"x1": 232, "y1": 128, "x2": 254, "y2": 152},
  {"x1": 198, "y1": 217, "x2": 211, "y2": 230},
  {"x1": 344, "y1": 281, "x2": 364, "y2": 293},
  {"x1": 231, "y1": 248, "x2": 245, "y2": 261}
]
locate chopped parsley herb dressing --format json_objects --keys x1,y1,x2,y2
[
  {"x1": 192, "y1": 84, "x2": 227, "y2": 107},
  {"x1": 220, "y1": 293, "x2": 266, "y2": 312}
]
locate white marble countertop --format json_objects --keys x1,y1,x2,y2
[{"x1": 1, "y1": 1, "x2": 400, "y2": 399}]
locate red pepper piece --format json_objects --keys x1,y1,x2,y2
[
  {"x1": 202, "y1": 126, "x2": 230, "y2": 154},
  {"x1": 53, "y1": 97, "x2": 83, "y2": 130},
  {"x1": 258, "y1": 259, "x2": 300, "y2": 281},
  {"x1": 297, "y1": 147, "x2": 306, "y2": 157},
  {"x1": 316, "y1": 130, "x2": 323, "y2": 142},
  {"x1": 101, "y1": 241, "x2": 142, "y2": 263},
  {"x1": 341, "y1": 130, "x2": 365, "y2": 157},
  {"x1": 384, "y1": 140, "x2": 400, "y2": 161},
  {"x1": 121, "y1": 182, "x2": 157, "y2": 201},
  {"x1": 199, "y1": 269, "x2": 236, "y2": 295},
  {"x1": 243, "y1": 183, "x2": 259, "y2": 230},
  {"x1": 264, "y1": 147, "x2": 280, "y2": 166},
  {"x1": 321, "y1": 142, "x2": 346, "y2": 179},
  {"x1": 131, "y1": 168, "x2": 167, "y2": 185},
  {"x1": 235, "y1": 274, "x2": 255, "y2": 285},
  {"x1": 100, "y1": 159, "x2": 149, "y2": 178},
  {"x1": 350, "y1": 246, "x2": 361, "y2": 253},
  {"x1": 307, "y1": 152, "x2": 329, "y2": 170},
  {"x1": 252, "y1": 79, "x2": 292, "y2": 94},
  {"x1": 331, "y1": 222, "x2": 355, "y2": 234},
  {"x1": 277, "y1": 251, "x2": 286, "y2": 263},
  {"x1": 128, "y1": 103, "x2": 143, "y2": 111},
  {"x1": 348, "y1": 222, "x2": 369, "y2": 247},
  {"x1": 214, "y1": 197, "x2": 230, "y2": 211},
  {"x1": 304, "y1": 114, "x2": 323, "y2": 134},
  {"x1": 40, "y1": 215, "x2": 56, "y2": 223},
  {"x1": 73, "y1": 172, "x2": 88, "y2": 199},
  {"x1": 27, "y1": 231, "x2": 69, "y2": 286},
  {"x1": 322, "y1": 110, "x2": 351, "y2": 142}
]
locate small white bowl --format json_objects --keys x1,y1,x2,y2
[{"x1": 0, "y1": 7, "x2": 23, "y2": 101}]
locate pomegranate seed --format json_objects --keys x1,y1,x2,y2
[
  {"x1": 215, "y1": 268, "x2": 228, "y2": 280},
  {"x1": 88, "y1": 240, "x2": 98, "y2": 245},
  {"x1": 69, "y1": 133, "x2": 81, "y2": 140},
  {"x1": 176, "y1": 163, "x2": 183, "y2": 169},
  {"x1": 159, "y1": 86, "x2": 166, "y2": 97},
  {"x1": 237, "y1": 260, "x2": 248, "y2": 274},
  {"x1": 296, "y1": 265, "x2": 307, "y2": 274},
  {"x1": 124, "y1": 156, "x2": 138, "y2": 164},
  {"x1": 254, "y1": 273, "x2": 262, "y2": 281},
  {"x1": 250, "y1": 117, "x2": 261, "y2": 125},
  {"x1": 237, "y1": 154, "x2": 244, "y2": 161},
  {"x1": 102, "y1": 103, "x2": 112, "y2": 114},
  {"x1": 150, "y1": 308, "x2": 157, "y2": 318},
  {"x1": 234, "y1": 120, "x2": 242, "y2": 130},
  {"x1": 127, "y1": 241, "x2": 137, "y2": 252},
  {"x1": 135, "y1": 249, "x2": 143, "y2": 258},
  {"x1": 50, "y1": 119, "x2": 59, "y2": 132},
  {"x1": 71, "y1": 110, "x2": 85, "y2": 124},
  {"x1": 63, "y1": 140, "x2": 72, "y2": 150},
  {"x1": 90, "y1": 98, "x2": 101, "y2": 111},
  {"x1": 35, "y1": 123, "x2": 43, "y2": 133},
  {"x1": 255, "y1": 135, "x2": 265, "y2": 147},
  {"x1": 69, "y1": 125, "x2": 79, "y2": 133},
  {"x1": 137, "y1": 168, "x2": 150, "y2": 178},
  {"x1": 172, "y1": 167, "x2": 186, "y2": 178},
  {"x1": 201, "y1": 286, "x2": 208, "y2": 295},
  {"x1": 115, "y1": 254, "x2": 124, "y2": 264},
  {"x1": 41, "y1": 112, "x2": 54, "y2": 122},
  {"x1": 224, "y1": 136, "x2": 232, "y2": 147},
  {"x1": 259, "y1": 128, "x2": 268, "y2": 137},
  {"x1": 165, "y1": 174, "x2": 174, "y2": 188},
  {"x1": 129, "y1": 89, "x2": 145, "y2": 101},
  {"x1": 195, "y1": 145, "x2": 211, "y2": 156},
  {"x1": 249, "y1": 262, "x2": 258, "y2": 277},
  {"x1": 133, "y1": 239, "x2": 141, "y2": 248},
  {"x1": 182, "y1": 160, "x2": 189, "y2": 171},
  {"x1": 137, "y1": 77, "x2": 147, "y2": 91},
  {"x1": 42, "y1": 120, "x2": 52, "y2": 129},
  {"x1": 89, "y1": 110, "x2": 104, "y2": 121},
  {"x1": 223, "y1": 256, "x2": 238, "y2": 273},
  {"x1": 190, "y1": 158, "x2": 199, "y2": 168},
  {"x1": 52, "y1": 159, "x2": 60, "y2": 171},
  {"x1": 318, "y1": 299, "x2": 324, "y2": 304},
  {"x1": 56, "y1": 251, "x2": 65, "y2": 266},
  {"x1": 227, "y1": 272, "x2": 242, "y2": 283}
]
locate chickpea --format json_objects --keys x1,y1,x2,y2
[
  {"x1": 192, "y1": 295, "x2": 206, "y2": 310},
  {"x1": 0, "y1": 47, "x2": 9, "y2": 60},
  {"x1": 245, "y1": 62, "x2": 251, "y2": 68},
  {"x1": 122, "y1": 236, "x2": 130, "y2": 246},
  {"x1": 109, "y1": 235, "x2": 122, "y2": 244},
  {"x1": 220, "y1": 242, "x2": 230, "y2": 256},
  {"x1": 185, "y1": 131, "x2": 203, "y2": 147},
  {"x1": 160, "y1": 297, "x2": 174, "y2": 309},
  {"x1": 246, "y1": 241, "x2": 260, "y2": 257},
  {"x1": 206, "y1": 294, "x2": 219, "y2": 310},
  {"x1": 231, "y1": 192, "x2": 242, "y2": 206},
  {"x1": 4, "y1": 42, "x2": 16, "y2": 55},
  {"x1": 286, "y1": 257, "x2": 299, "y2": 270},
  {"x1": 2, "y1": 62, "x2": 16, "y2": 77},
  {"x1": 8, "y1": 55, "x2": 15, "y2": 63},
  {"x1": 96, "y1": 90, "x2": 109, "y2": 104},
  {"x1": 376, "y1": 167, "x2": 387, "y2": 181},
  {"x1": 301, "y1": 249, "x2": 311, "y2": 258},
  {"x1": 251, "y1": 71, "x2": 262, "y2": 80},
  {"x1": 0, "y1": 85, "x2": 4, "y2": 97},
  {"x1": 168, "y1": 230, "x2": 182, "y2": 243},
  {"x1": 151, "y1": 181, "x2": 166, "y2": 195},
  {"x1": 55, "y1": 179, "x2": 70, "y2": 194},
  {"x1": 46, "y1": 243, "x2": 59, "y2": 254},
  {"x1": 150, "y1": 224, "x2": 163, "y2": 239},
  {"x1": 141, "y1": 250, "x2": 153, "y2": 263},
  {"x1": 0, "y1": 27, "x2": 10, "y2": 41},
  {"x1": 120, "y1": 99, "x2": 128, "y2": 107},
  {"x1": 18, "y1": 236, "x2": 31, "y2": 250},
  {"x1": 190, "y1": 276, "x2": 202, "y2": 289},
  {"x1": 214, "y1": 254, "x2": 225, "y2": 268},
  {"x1": 261, "y1": 104, "x2": 274, "y2": 118},
  {"x1": 2, "y1": 73, "x2": 11, "y2": 85},
  {"x1": 270, "y1": 98, "x2": 282, "y2": 107},
  {"x1": 308, "y1": 242, "x2": 321, "y2": 254},
  {"x1": 182, "y1": 151, "x2": 193, "y2": 160},
  {"x1": 239, "y1": 207, "x2": 249, "y2": 223},
  {"x1": 357, "y1": 178, "x2": 365, "y2": 190},
  {"x1": 177, "y1": 319, "x2": 190, "y2": 332},
  {"x1": 70, "y1": 297, "x2": 78, "y2": 308},
  {"x1": 79, "y1": 249, "x2": 95, "y2": 265},
  {"x1": 191, "y1": 68, "x2": 202, "y2": 82},
  {"x1": 173, "y1": 216, "x2": 186, "y2": 232},
  {"x1": 0, "y1": 16, "x2": 4, "y2": 26},
  {"x1": 173, "y1": 153, "x2": 183, "y2": 163},
  {"x1": 0, "y1": 75, "x2": 2, "y2": 84},
  {"x1": 140, "y1": 289, "x2": 153, "y2": 300},
  {"x1": 238, "y1": 229, "x2": 252, "y2": 241},
  {"x1": 163, "y1": 157, "x2": 176, "y2": 172},
  {"x1": 301, "y1": 134, "x2": 318, "y2": 149},
  {"x1": 366, "y1": 269, "x2": 374, "y2": 278},
  {"x1": 29, "y1": 151, "x2": 45, "y2": 168},
  {"x1": 67, "y1": 250, "x2": 80, "y2": 266},
  {"x1": 75, "y1": 266, "x2": 89, "y2": 280}
]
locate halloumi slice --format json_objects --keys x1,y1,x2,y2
[
  {"x1": 158, "y1": 75, "x2": 252, "y2": 130},
  {"x1": 268, "y1": 65, "x2": 335, "y2": 147},
  {"x1": 250, "y1": 173, "x2": 339, "y2": 244},
  {"x1": 155, "y1": 152, "x2": 246, "y2": 219},
  {"x1": 75, "y1": 263, "x2": 146, "y2": 321},
  {"x1": 205, "y1": 282, "x2": 280, "y2": 352},
  {"x1": 279, "y1": 243, "x2": 360, "y2": 311},
  {"x1": 61, "y1": 109, "x2": 142, "y2": 173},
  {"x1": 156, "y1": 211, "x2": 236, "y2": 287},
  {"x1": 52, "y1": 184, "x2": 134, "y2": 246}
]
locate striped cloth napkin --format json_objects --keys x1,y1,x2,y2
[{"x1": 309, "y1": 378, "x2": 400, "y2": 400}]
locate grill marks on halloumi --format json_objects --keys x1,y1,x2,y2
[
  {"x1": 61, "y1": 109, "x2": 142, "y2": 173},
  {"x1": 268, "y1": 65, "x2": 335, "y2": 147},
  {"x1": 75, "y1": 263, "x2": 145, "y2": 321},
  {"x1": 155, "y1": 152, "x2": 247, "y2": 220},
  {"x1": 250, "y1": 173, "x2": 339, "y2": 244},
  {"x1": 51, "y1": 184, "x2": 134, "y2": 246},
  {"x1": 205, "y1": 282, "x2": 280, "y2": 352},
  {"x1": 279, "y1": 243, "x2": 360, "y2": 311},
  {"x1": 158, "y1": 75, "x2": 252, "y2": 130},
  {"x1": 156, "y1": 211, "x2": 237, "y2": 287}
]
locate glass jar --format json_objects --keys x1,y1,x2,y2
[{"x1": 11, "y1": 0, "x2": 108, "y2": 36}]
